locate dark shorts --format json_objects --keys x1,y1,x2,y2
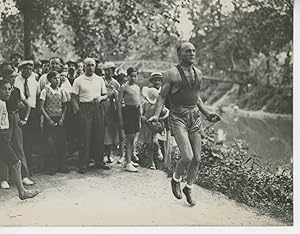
[
  {"x1": 0, "y1": 129, "x2": 19, "y2": 166},
  {"x1": 169, "y1": 105, "x2": 202, "y2": 136},
  {"x1": 122, "y1": 105, "x2": 140, "y2": 135}
]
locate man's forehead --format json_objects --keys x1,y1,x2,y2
[
  {"x1": 22, "y1": 64, "x2": 33, "y2": 68},
  {"x1": 84, "y1": 59, "x2": 96, "y2": 65},
  {"x1": 181, "y1": 42, "x2": 195, "y2": 51}
]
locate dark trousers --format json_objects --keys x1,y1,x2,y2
[
  {"x1": 7, "y1": 112, "x2": 30, "y2": 178},
  {"x1": 65, "y1": 102, "x2": 80, "y2": 154},
  {"x1": 44, "y1": 116, "x2": 67, "y2": 171},
  {"x1": 22, "y1": 108, "x2": 40, "y2": 173},
  {"x1": 78, "y1": 102, "x2": 105, "y2": 169}
]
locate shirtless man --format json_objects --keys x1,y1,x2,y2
[{"x1": 149, "y1": 41, "x2": 220, "y2": 206}]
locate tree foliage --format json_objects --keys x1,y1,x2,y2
[
  {"x1": 187, "y1": 0, "x2": 293, "y2": 87},
  {"x1": 0, "y1": 0, "x2": 182, "y2": 61}
]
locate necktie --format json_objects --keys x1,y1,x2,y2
[{"x1": 24, "y1": 79, "x2": 30, "y2": 99}]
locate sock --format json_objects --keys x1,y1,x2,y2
[
  {"x1": 185, "y1": 183, "x2": 192, "y2": 189},
  {"x1": 173, "y1": 173, "x2": 182, "y2": 182}
]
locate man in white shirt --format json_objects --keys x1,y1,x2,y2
[
  {"x1": 15, "y1": 60, "x2": 41, "y2": 173},
  {"x1": 71, "y1": 58, "x2": 109, "y2": 174},
  {"x1": 0, "y1": 79, "x2": 39, "y2": 200}
]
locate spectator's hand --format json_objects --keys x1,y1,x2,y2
[
  {"x1": 147, "y1": 116, "x2": 158, "y2": 123},
  {"x1": 48, "y1": 119, "x2": 56, "y2": 127},
  {"x1": 18, "y1": 119, "x2": 27, "y2": 126},
  {"x1": 92, "y1": 96, "x2": 102, "y2": 103},
  {"x1": 73, "y1": 106, "x2": 79, "y2": 114},
  {"x1": 206, "y1": 113, "x2": 221, "y2": 122},
  {"x1": 141, "y1": 116, "x2": 147, "y2": 122},
  {"x1": 58, "y1": 118, "x2": 64, "y2": 126}
]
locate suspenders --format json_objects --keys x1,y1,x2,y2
[{"x1": 175, "y1": 65, "x2": 199, "y2": 88}]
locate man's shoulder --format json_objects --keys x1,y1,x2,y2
[
  {"x1": 93, "y1": 74, "x2": 105, "y2": 82},
  {"x1": 15, "y1": 75, "x2": 23, "y2": 82},
  {"x1": 163, "y1": 67, "x2": 180, "y2": 82},
  {"x1": 29, "y1": 75, "x2": 39, "y2": 83},
  {"x1": 165, "y1": 66, "x2": 179, "y2": 75},
  {"x1": 39, "y1": 73, "x2": 47, "y2": 81},
  {"x1": 193, "y1": 66, "x2": 203, "y2": 77}
]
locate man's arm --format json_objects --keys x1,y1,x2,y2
[
  {"x1": 71, "y1": 93, "x2": 80, "y2": 114},
  {"x1": 71, "y1": 79, "x2": 80, "y2": 113},
  {"x1": 197, "y1": 97, "x2": 220, "y2": 122},
  {"x1": 151, "y1": 73, "x2": 172, "y2": 120},
  {"x1": 117, "y1": 85, "x2": 125, "y2": 128},
  {"x1": 197, "y1": 97, "x2": 210, "y2": 118}
]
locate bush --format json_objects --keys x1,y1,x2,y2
[{"x1": 137, "y1": 129, "x2": 293, "y2": 224}]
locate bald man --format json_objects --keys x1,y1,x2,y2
[
  {"x1": 71, "y1": 58, "x2": 109, "y2": 173},
  {"x1": 149, "y1": 41, "x2": 220, "y2": 206}
]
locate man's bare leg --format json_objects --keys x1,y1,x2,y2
[
  {"x1": 172, "y1": 131, "x2": 194, "y2": 200},
  {"x1": 182, "y1": 131, "x2": 202, "y2": 206},
  {"x1": 186, "y1": 131, "x2": 202, "y2": 185},
  {"x1": 174, "y1": 131, "x2": 194, "y2": 180},
  {"x1": 10, "y1": 160, "x2": 39, "y2": 200}
]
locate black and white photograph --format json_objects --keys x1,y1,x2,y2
[{"x1": 0, "y1": 0, "x2": 296, "y2": 231}]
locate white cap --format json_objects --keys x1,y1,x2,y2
[{"x1": 18, "y1": 60, "x2": 34, "y2": 68}]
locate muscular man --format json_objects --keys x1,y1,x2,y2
[{"x1": 149, "y1": 41, "x2": 220, "y2": 206}]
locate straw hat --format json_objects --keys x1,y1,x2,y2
[{"x1": 142, "y1": 86, "x2": 159, "y2": 105}]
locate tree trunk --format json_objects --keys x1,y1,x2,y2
[{"x1": 23, "y1": 0, "x2": 32, "y2": 59}]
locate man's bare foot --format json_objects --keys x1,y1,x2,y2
[{"x1": 19, "y1": 189, "x2": 39, "y2": 200}]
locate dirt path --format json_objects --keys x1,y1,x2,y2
[{"x1": 0, "y1": 159, "x2": 285, "y2": 226}]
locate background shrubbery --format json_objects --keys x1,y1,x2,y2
[{"x1": 137, "y1": 129, "x2": 293, "y2": 224}]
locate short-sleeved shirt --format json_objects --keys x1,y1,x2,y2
[
  {"x1": 72, "y1": 73, "x2": 107, "y2": 103},
  {"x1": 40, "y1": 86, "x2": 68, "y2": 117},
  {"x1": 60, "y1": 79, "x2": 73, "y2": 101},
  {"x1": 0, "y1": 100, "x2": 9, "y2": 129},
  {"x1": 39, "y1": 73, "x2": 49, "y2": 91},
  {"x1": 6, "y1": 87, "x2": 25, "y2": 112},
  {"x1": 15, "y1": 74, "x2": 40, "y2": 108},
  {"x1": 122, "y1": 83, "x2": 141, "y2": 106}
]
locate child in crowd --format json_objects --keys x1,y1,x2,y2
[
  {"x1": 0, "y1": 64, "x2": 34, "y2": 188},
  {"x1": 0, "y1": 79, "x2": 39, "y2": 200},
  {"x1": 103, "y1": 62, "x2": 120, "y2": 163},
  {"x1": 118, "y1": 67, "x2": 141, "y2": 172},
  {"x1": 139, "y1": 87, "x2": 169, "y2": 169},
  {"x1": 39, "y1": 71, "x2": 69, "y2": 175}
]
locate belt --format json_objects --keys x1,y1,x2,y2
[{"x1": 79, "y1": 102, "x2": 97, "y2": 105}]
